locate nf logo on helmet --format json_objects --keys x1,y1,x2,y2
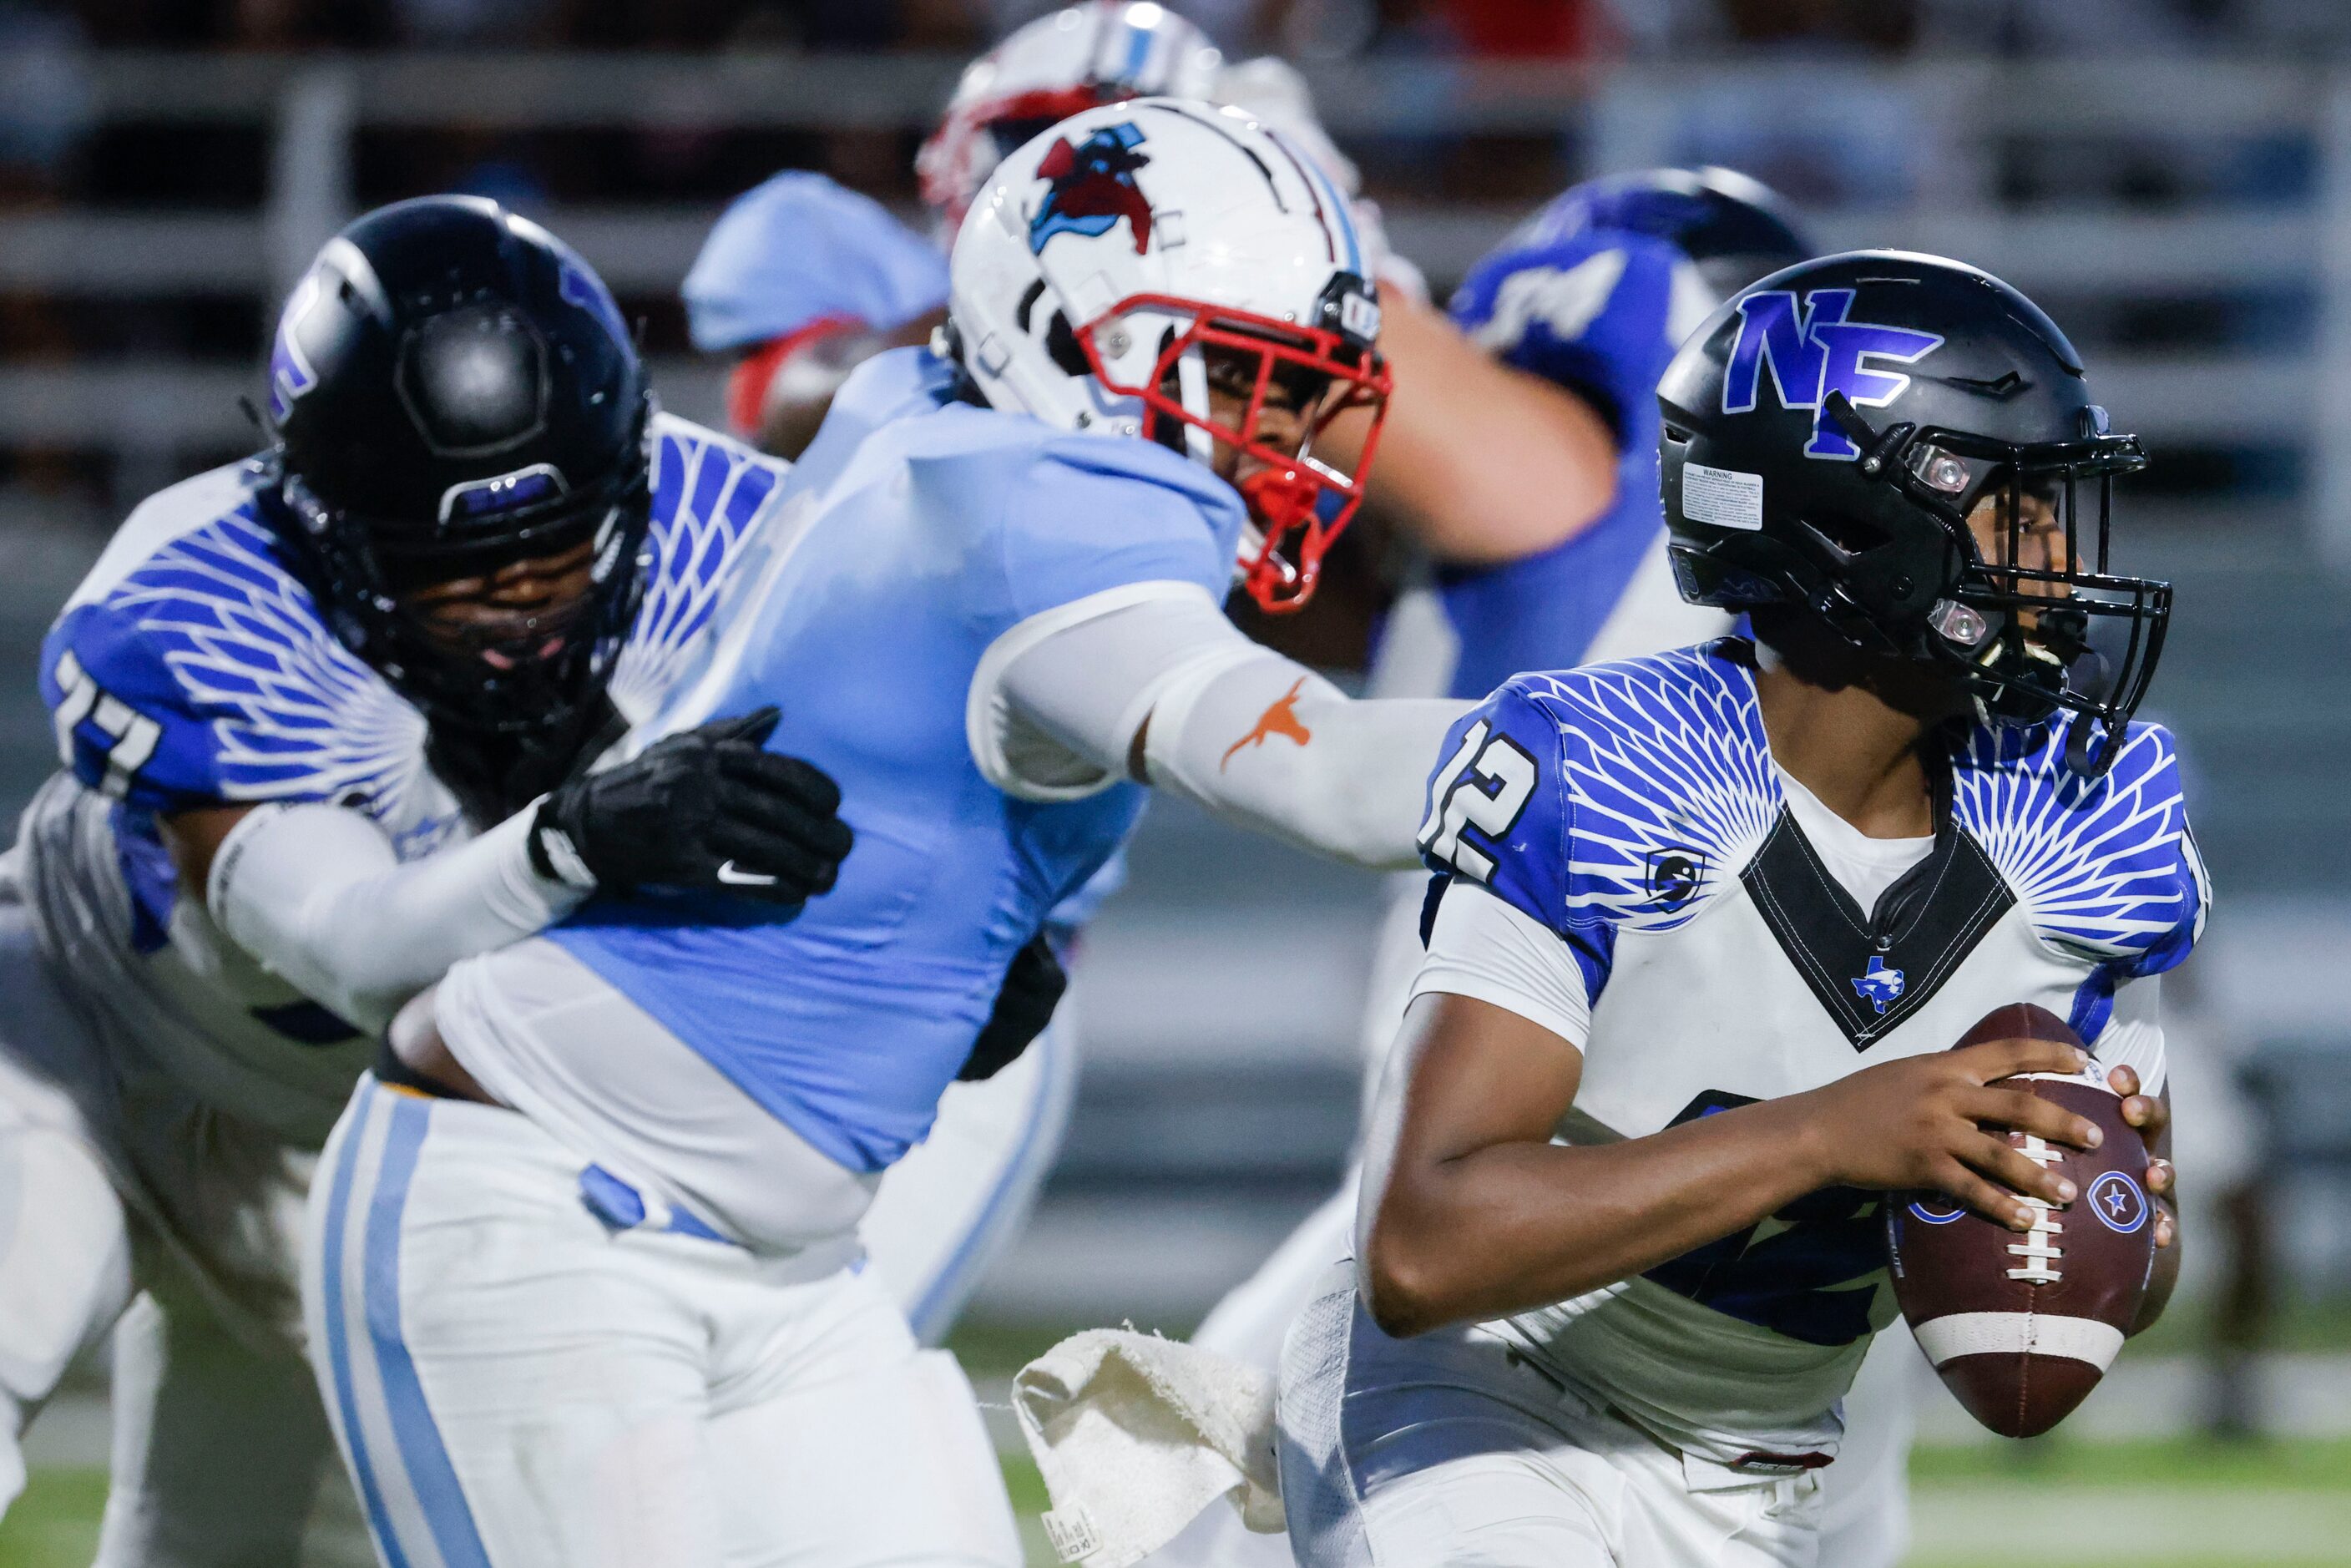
[
  {"x1": 1722, "y1": 289, "x2": 1944, "y2": 461},
  {"x1": 267, "y1": 271, "x2": 326, "y2": 421},
  {"x1": 557, "y1": 258, "x2": 631, "y2": 351},
  {"x1": 1029, "y1": 122, "x2": 1155, "y2": 255}
]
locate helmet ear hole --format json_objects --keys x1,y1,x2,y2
[{"x1": 1044, "y1": 311, "x2": 1089, "y2": 379}]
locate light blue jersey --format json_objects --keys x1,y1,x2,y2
[
  {"x1": 553, "y1": 348, "x2": 1245, "y2": 1173},
  {"x1": 680, "y1": 172, "x2": 948, "y2": 353}
]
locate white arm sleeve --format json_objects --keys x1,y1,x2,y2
[
  {"x1": 984, "y1": 585, "x2": 1467, "y2": 870},
  {"x1": 1410, "y1": 883, "x2": 1591, "y2": 1050},
  {"x1": 2091, "y1": 976, "x2": 2166, "y2": 1099},
  {"x1": 206, "y1": 802, "x2": 587, "y2": 1037}
]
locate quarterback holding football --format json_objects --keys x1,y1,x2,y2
[{"x1": 1279, "y1": 251, "x2": 2201, "y2": 1568}]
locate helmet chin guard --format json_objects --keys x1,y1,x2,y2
[
  {"x1": 948, "y1": 99, "x2": 1389, "y2": 613},
  {"x1": 1815, "y1": 389, "x2": 2164, "y2": 776}
]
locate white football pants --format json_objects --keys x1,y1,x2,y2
[
  {"x1": 304, "y1": 1075, "x2": 1022, "y2": 1568},
  {"x1": 1155, "y1": 872, "x2": 1914, "y2": 1568},
  {"x1": 863, "y1": 1014, "x2": 1079, "y2": 1344},
  {"x1": 0, "y1": 873, "x2": 1068, "y2": 1566},
  {"x1": 1278, "y1": 1280, "x2": 1823, "y2": 1568},
  {"x1": 0, "y1": 873, "x2": 374, "y2": 1567}
]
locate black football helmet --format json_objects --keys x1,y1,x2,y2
[
  {"x1": 265, "y1": 196, "x2": 652, "y2": 788},
  {"x1": 1657, "y1": 250, "x2": 2167, "y2": 776}
]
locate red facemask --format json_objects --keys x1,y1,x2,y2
[
  {"x1": 1078, "y1": 294, "x2": 1391, "y2": 614},
  {"x1": 726, "y1": 315, "x2": 867, "y2": 441},
  {"x1": 920, "y1": 85, "x2": 1125, "y2": 231}
]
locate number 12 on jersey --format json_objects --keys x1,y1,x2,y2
[{"x1": 1418, "y1": 718, "x2": 1537, "y2": 883}]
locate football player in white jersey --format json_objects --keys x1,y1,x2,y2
[
  {"x1": 1279, "y1": 250, "x2": 2204, "y2": 1568},
  {"x1": 0, "y1": 196, "x2": 860, "y2": 1564}
]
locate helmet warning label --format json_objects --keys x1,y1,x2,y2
[{"x1": 1683, "y1": 463, "x2": 1764, "y2": 531}]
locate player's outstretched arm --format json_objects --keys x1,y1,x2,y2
[
  {"x1": 166, "y1": 707, "x2": 851, "y2": 1035},
  {"x1": 988, "y1": 585, "x2": 1466, "y2": 869},
  {"x1": 1358, "y1": 991, "x2": 2104, "y2": 1338},
  {"x1": 1324, "y1": 291, "x2": 1621, "y2": 566}
]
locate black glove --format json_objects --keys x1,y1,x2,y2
[
  {"x1": 958, "y1": 935, "x2": 1068, "y2": 1081},
  {"x1": 528, "y1": 706, "x2": 852, "y2": 905}
]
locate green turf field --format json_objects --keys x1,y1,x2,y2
[
  {"x1": 14, "y1": 1313, "x2": 2351, "y2": 1568},
  {"x1": 0, "y1": 1470, "x2": 102, "y2": 1568},
  {"x1": 8, "y1": 1440, "x2": 2349, "y2": 1567}
]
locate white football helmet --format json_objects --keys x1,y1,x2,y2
[
  {"x1": 918, "y1": 3, "x2": 1224, "y2": 231},
  {"x1": 946, "y1": 98, "x2": 1390, "y2": 613}
]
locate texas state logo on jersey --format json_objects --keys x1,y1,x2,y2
[
  {"x1": 38, "y1": 412, "x2": 783, "y2": 887},
  {"x1": 1417, "y1": 640, "x2": 2206, "y2": 1374}
]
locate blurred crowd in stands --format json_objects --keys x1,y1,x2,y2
[
  {"x1": 0, "y1": 0, "x2": 2338, "y2": 519},
  {"x1": 8, "y1": 0, "x2": 2348, "y2": 208},
  {"x1": 9, "y1": 0, "x2": 2351, "y2": 60}
]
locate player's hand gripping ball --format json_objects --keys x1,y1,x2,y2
[{"x1": 1883, "y1": 1004, "x2": 2158, "y2": 1438}]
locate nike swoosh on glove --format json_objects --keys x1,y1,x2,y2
[
  {"x1": 528, "y1": 706, "x2": 853, "y2": 906},
  {"x1": 958, "y1": 935, "x2": 1068, "y2": 1081}
]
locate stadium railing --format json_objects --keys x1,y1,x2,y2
[{"x1": 3, "y1": 52, "x2": 2345, "y2": 557}]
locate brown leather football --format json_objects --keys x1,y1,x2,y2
[{"x1": 1882, "y1": 1003, "x2": 2156, "y2": 1439}]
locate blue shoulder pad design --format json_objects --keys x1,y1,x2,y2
[
  {"x1": 41, "y1": 483, "x2": 425, "y2": 818},
  {"x1": 681, "y1": 171, "x2": 951, "y2": 353},
  {"x1": 1449, "y1": 228, "x2": 1691, "y2": 436},
  {"x1": 1420, "y1": 645, "x2": 1779, "y2": 1004},
  {"x1": 607, "y1": 417, "x2": 786, "y2": 720},
  {"x1": 1952, "y1": 718, "x2": 2208, "y2": 979}
]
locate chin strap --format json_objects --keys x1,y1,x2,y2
[{"x1": 426, "y1": 695, "x2": 624, "y2": 826}]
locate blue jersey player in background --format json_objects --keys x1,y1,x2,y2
[
  {"x1": 1373, "y1": 165, "x2": 1812, "y2": 702},
  {"x1": 303, "y1": 101, "x2": 1468, "y2": 1568}
]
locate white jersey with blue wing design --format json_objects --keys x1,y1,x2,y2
[
  {"x1": 1413, "y1": 639, "x2": 2207, "y2": 1464},
  {"x1": 15, "y1": 413, "x2": 785, "y2": 1145}
]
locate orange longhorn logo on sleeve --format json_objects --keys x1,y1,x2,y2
[{"x1": 1221, "y1": 677, "x2": 1313, "y2": 771}]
